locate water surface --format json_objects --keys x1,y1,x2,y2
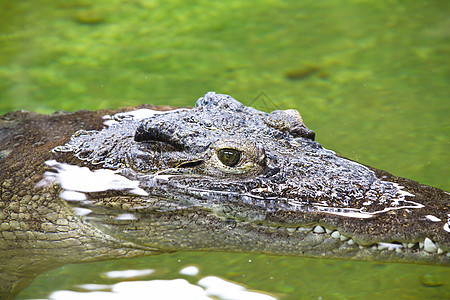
[{"x1": 0, "y1": 0, "x2": 448, "y2": 299}]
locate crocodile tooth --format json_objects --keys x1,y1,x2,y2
[
  {"x1": 298, "y1": 227, "x2": 312, "y2": 232},
  {"x1": 325, "y1": 228, "x2": 333, "y2": 234},
  {"x1": 378, "y1": 244, "x2": 387, "y2": 250},
  {"x1": 402, "y1": 243, "x2": 408, "y2": 248},
  {"x1": 423, "y1": 238, "x2": 437, "y2": 253},
  {"x1": 331, "y1": 231, "x2": 340, "y2": 239},
  {"x1": 419, "y1": 242, "x2": 424, "y2": 249},
  {"x1": 313, "y1": 225, "x2": 325, "y2": 233},
  {"x1": 407, "y1": 243, "x2": 415, "y2": 249},
  {"x1": 437, "y1": 247, "x2": 444, "y2": 255},
  {"x1": 340, "y1": 235, "x2": 350, "y2": 241},
  {"x1": 377, "y1": 242, "x2": 402, "y2": 251},
  {"x1": 286, "y1": 227, "x2": 296, "y2": 233},
  {"x1": 347, "y1": 239, "x2": 354, "y2": 245},
  {"x1": 359, "y1": 245, "x2": 364, "y2": 249},
  {"x1": 396, "y1": 248, "x2": 403, "y2": 253}
]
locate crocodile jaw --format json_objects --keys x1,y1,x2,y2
[{"x1": 40, "y1": 160, "x2": 450, "y2": 266}]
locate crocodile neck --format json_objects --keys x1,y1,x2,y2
[{"x1": 0, "y1": 107, "x2": 164, "y2": 299}]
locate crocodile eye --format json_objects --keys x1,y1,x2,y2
[{"x1": 217, "y1": 148, "x2": 242, "y2": 167}]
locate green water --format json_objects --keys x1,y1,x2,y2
[{"x1": 1, "y1": 0, "x2": 448, "y2": 299}]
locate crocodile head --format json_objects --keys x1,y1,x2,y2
[{"x1": 47, "y1": 92, "x2": 450, "y2": 266}]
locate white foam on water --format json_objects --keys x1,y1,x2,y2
[
  {"x1": 312, "y1": 207, "x2": 374, "y2": 219},
  {"x1": 47, "y1": 276, "x2": 276, "y2": 300},
  {"x1": 37, "y1": 160, "x2": 148, "y2": 202},
  {"x1": 76, "y1": 284, "x2": 111, "y2": 291},
  {"x1": 198, "y1": 276, "x2": 277, "y2": 300},
  {"x1": 49, "y1": 279, "x2": 209, "y2": 300},
  {"x1": 311, "y1": 200, "x2": 425, "y2": 219},
  {"x1": 179, "y1": 266, "x2": 199, "y2": 276},
  {"x1": 391, "y1": 183, "x2": 415, "y2": 198},
  {"x1": 59, "y1": 190, "x2": 87, "y2": 201},
  {"x1": 73, "y1": 207, "x2": 92, "y2": 216},
  {"x1": 305, "y1": 183, "x2": 422, "y2": 219},
  {"x1": 114, "y1": 213, "x2": 137, "y2": 220},
  {"x1": 105, "y1": 269, "x2": 154, "y2": 279},
  {"x1": 103, "y1": 108, "x2": 189, "y2": 126},
  {"x1": 43, "y1": 160, "x2": 147, "y2": 195}
]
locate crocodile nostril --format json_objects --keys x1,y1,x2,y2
[{"x1": 264, "y1": 109, "x2": 316, "y2": 141}]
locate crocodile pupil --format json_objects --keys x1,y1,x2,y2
[{"x1": 217, "y1": 148, "x2": 241, "y2": 167}]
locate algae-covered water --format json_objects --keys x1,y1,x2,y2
[{"x1": 1, "y1": 0, "x2": 448, "y2": 299}]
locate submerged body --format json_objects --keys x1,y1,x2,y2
[{"x1": 0, "y1": 92, "x2": 449, "y2": 299}]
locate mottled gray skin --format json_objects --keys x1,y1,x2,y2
[{"x1": 0, "y1": 93, "x2": 449, "y2": 299}]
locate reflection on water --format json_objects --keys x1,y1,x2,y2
[
  {"x1": 46, "y1": 265, "x2": 276, "y2": 300},
  {"x1": 19, "y1": 252, "x2": 450, "y2": 300}
]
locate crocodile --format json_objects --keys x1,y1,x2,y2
[{"x1": 0, "y1": 92, "x2": 449, "y2": 298}]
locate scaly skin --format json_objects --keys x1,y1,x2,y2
[{"x1": 0, "y1": 93, "x2": 448, "y2": 299}]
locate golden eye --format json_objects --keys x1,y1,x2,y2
[{"x1": 217, "y1": 148, "x2": 242, "y2": 167}]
